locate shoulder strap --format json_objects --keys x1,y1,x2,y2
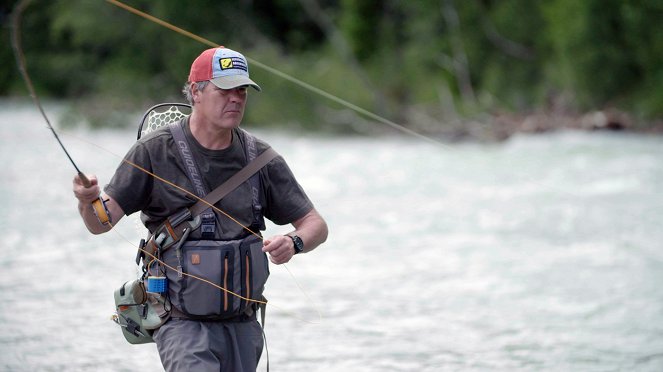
[
  {"x1": 189, "y1": 146, "x2": 278, "y2": 217},
  {"x1": 241, "y1": 129, "x2": 267, "y2": 232},
  {"x1": 170, "y1": 120, "x2": 279, "y2": 225},
  {"x1": 169, "y1": 119, "x2": 208, "y2": 197},
  {"x1": 169, "y1": 119, "x2": 216, "y2": 238}
]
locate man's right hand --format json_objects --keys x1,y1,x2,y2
[
  {"x1": 73, "y1": 173, "x2": 100, "y2": 204},
  {"x1": 72, "y1": 173, "x2": 124, "y2": 234}
]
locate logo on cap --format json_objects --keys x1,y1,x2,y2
[
  {"x1": 218, "y1": 57, "x2": 248, "y2": 72},
  {"x1": 220, "y1": 58, "x2": 233, "y2": 70}
]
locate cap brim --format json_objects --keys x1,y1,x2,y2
[{"x1": 210, "y1": 75, "x2": 261, "y2": 92}]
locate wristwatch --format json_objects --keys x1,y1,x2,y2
[{"x1": 287, "y1": 234, "x2": 304, "y2": 255}]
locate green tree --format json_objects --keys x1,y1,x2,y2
[{"x1": 3, "y1": 0, "x2": 662, "y2": 131}]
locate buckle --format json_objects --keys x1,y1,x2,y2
[{"x1": 201, "y1": 212, "x2": 216, "y2": 239}]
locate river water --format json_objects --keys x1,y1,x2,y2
[{"x1": 1, "y1": 102, "x2": 662, "y2": 371}]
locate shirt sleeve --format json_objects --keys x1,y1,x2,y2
[
  {"x1": 262, "y1": 155, "x2": 314, "y2": 225},
  {"x1": 104, "y1": 141, "x2": 154, "y2": 216}
]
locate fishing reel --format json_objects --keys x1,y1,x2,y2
[
  {"x1": 78, "y1": 172, "x2": 111, "y2": 226},
  {"x1": 91, "y1": 196, "x2": 111, "y2": 225}
]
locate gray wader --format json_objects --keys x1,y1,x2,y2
[{"x1": 153, "y1": 317, "x2": 264, "y2": 372}]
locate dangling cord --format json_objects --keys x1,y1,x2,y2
[{"x1": 262, "y1": 324, "x2": 270, "y2": 372}]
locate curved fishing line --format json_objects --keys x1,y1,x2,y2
[
  {"x1": 66, "y1": 132, "x2": 323, "y2": 324},
  {"x1": 104, "y1": 0, "x2": 442, "y2": 147}
]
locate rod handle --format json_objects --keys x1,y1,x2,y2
[{"x1": 78, "y1": 172, "x2": 92, "y2": 188}]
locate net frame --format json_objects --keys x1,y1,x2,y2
[{"x1": 137, "y1": 103, "x2": 192, "y2": 140}]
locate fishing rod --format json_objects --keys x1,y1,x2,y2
[{"x1": 10, "y1": 0, "x2": 111, "y2": 225}]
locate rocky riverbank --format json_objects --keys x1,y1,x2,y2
[{"x1": 424, "y1": 109, "x2": 663, "y2": 142}]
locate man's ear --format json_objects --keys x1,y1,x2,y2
[{"x1": 191, "y1": 82, "x2": 202, "y2": 103}]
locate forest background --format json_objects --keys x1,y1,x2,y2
[{"x1": 1, "y1": 0, "x2": 662, "y2": 140}]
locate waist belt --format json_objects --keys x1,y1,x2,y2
[{"x1": 168, "y1": 304, "x2": 257, "y2": 322}]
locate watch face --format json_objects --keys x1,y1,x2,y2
[{"x1": 292, "y1": 235, "x2": 304, "y2": 253}]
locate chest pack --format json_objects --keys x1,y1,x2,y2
[
  {"x1": 149, "y1": 120, "x2": 274, "y2": 320},
  {"x1": 113, "y1": 109, "x2": 278, "y2": 343}
]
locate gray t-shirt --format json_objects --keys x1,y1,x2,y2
[{"x1": 105, "y1": 120, "x2": 313, "y2": 240}]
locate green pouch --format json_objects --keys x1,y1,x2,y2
[{"x1": 112, "y1": 280, "x2": 169, "y2": 344}]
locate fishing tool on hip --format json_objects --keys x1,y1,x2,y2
[
  {"x1": 10, "y1": 0, "x2": 111, "y2": 226},
  {"x1": 111, "y1": 279, "x2": 164, "y2": 344}
]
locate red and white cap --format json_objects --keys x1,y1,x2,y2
[{"x1": 188, "y1": 47, "x2": 261, "y2": 91}]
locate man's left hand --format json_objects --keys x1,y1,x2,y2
[{"x1": 262, "y1": 235, "x2": 295, "y2": 265}]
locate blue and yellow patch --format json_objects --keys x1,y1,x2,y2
[
  {"x1": 220, "y1": 58, "x2": 233, "y2": 69},
  {"x1": 218, "y1": 57, "x2": 248, "y2": 72}
]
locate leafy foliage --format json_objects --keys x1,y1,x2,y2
[{"x1": 2, "y1": 0, "x2": 662, "y2": 131}]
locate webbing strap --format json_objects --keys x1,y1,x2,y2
[
  {"x1": 189, "y1": 146, "x2": 278, "y2": 217},
  {"x1": 242, "y1": 129, "x2": 267, "y2": 231},
  {"x1": 169, "y1": 119, "x2": 215, "y2": 238},
  {"x1": 169, "y1": 119, "x2": 208, "y2": 198}
]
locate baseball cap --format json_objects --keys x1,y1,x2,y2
[{"x1": 188, "y1": 47, "x2": 261, "y2": 91}]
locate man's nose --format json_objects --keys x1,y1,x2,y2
[{"x1": 228, "y1": 88, "x2": 245, "y2": 101}]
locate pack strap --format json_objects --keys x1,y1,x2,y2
[
  {"x1": 241, "y1": 129, "x2": 266, "y2": 232},
  {"x1": 169, "y1": 119, "x2": 216, "y2": 238},
  {"x1": 190, "y1": 146, "x2": 278, "y2": 216}
]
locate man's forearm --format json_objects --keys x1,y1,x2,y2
[{"x1": 291, "y1": 208, "x2": 328, "y2": 253}]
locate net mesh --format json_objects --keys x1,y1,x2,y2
[{"x1": 140, "y1": 105, "x2": 191, "y2": 138}]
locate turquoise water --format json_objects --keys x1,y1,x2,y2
[{"x1": 1, "y1": 103, "x2": 662, "y2": 371}]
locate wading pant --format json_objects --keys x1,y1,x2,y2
[{"x1": 153, "y1": 318, "x2": 264, "y2": 372}]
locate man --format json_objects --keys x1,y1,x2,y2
[{"x1": 72, "y1": 47, "x2": 328, "y2": 371}]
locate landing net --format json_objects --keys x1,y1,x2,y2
[{"x1": 137, "y1": 103, "x2": 192, "y2": 140}]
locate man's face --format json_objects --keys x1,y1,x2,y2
[{"x1": 194, "y1": 82, "x2": 248, "y2": 130}]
